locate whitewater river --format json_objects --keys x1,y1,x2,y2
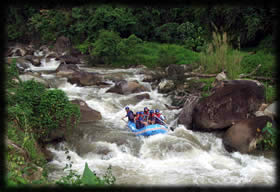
[{"x1": 28, "y1": 57, "x2": 276, "y2": 186}]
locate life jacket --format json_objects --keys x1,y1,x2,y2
[
  {"x1": 127, "y1": 110, "x2": 135, "y2": 122},
  {"x1": 135, "y1": 115, "x2": 145, "y2": 129},
  {"x1": 154, "y1": 113, "x2": 163, "y2": 124},
  {"x1": 149, "y1": 113, "x2": 155, "y2": 121},
  {"x1": 143, "y1": 110, "x2": 149, "y2": 121}
]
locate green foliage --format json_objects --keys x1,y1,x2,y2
[
  {"x1": 157, "y1": 46, "x2": 178, "y2": 68},
  {"x1": 257, "y1": 122, "x2": 277, "y2": 150},
  {"x1": 177, "y1": 21, "x2": 206, "y2": 51},
  {"x1": 91, "y1": 30, "x2": 121, "y2": 64},
  {"x1": 112, "y1": 41, "x2": 199, "y2": 68},
  {"x1": 6, "y1": 59, "x2": 20, "y2": 89},
  {"x1": 257, "y1": 35, "x2": 275, "y2": 53},
  {"x1": 28, "y1": 10, "x2": 71, "y2": 43},
  {"x1": 32, "y1": 89, "x2": 80, "y2": 141},
  {"x1": 240, "y1": 50, "x2": 276, "y2": 77},
  {"x1": 56, "y1": 159, "x2": 115, "y2": 186},
  {"x1": 75, "y1": 40, "x2": 93, "y2": 54},
  {"x1": 155, "y1": 22, "x2": 179, "y2": 43},
  {"x1": 12, "y1": 80, "x2": 46, "y2": 108},
  {"x1": 114, "y1": 34, "x2": 143, "y2": 67}
]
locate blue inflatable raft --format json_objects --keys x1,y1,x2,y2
[{"x1": 127, "y1": 121, "x2": 168, "y2": 137}]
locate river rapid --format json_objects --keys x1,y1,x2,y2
[{"x1": 28, "y1": 57, "x2": 276, "y2": 186}]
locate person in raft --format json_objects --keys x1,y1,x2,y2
[
  {"x1": 154, "y1": 109, "x2": 166, "y2": 125},
  {"x1": 134, "y1": 111, "x2": 148, "y2": 129},
  {"x1": 143, "y1": 107, "x2": 150, "y2": 122},
  {"x1": 148, "y1": 109, "x2": 155, "y2": 124},
  {"x1": 121, "y1": 106, "x2": 135, "y2": 123}
]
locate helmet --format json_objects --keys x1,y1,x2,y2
[
  {"x1": 140, "y1": 111, "x2": 144, "y2": 115},
  {"x1": 125, "y1": 106, "x2": 129, "y2": 110},
  {"x1": 155, "y1": 109, "x2": 159, "y2": 113},
  {"x1": 144, "y1": 107, "x2": 148, "y2": 111},
  {"x1": 150, "y1": 110, "x2": 154, "y2": 113},
  {"x1": 136, "y1": 112, "x2": 140, "y2": 115}
]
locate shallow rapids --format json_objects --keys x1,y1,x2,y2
[{"x1": 29, "y1": 60, "x2": 276, "y2": 186}]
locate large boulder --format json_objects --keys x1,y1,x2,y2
[
  {"x1": 106, "y1": 80, "x2": 149, "y2": 95},
  {"x1": 23, "y1": 55, "x2": 42, "y2": 66},
  {"x1": 56, "y1": 63, "x2": 108, "y2": 86},
  {"x1": 158, "y1": 79, "x2": 175, "y2": 93},
  {"x1": 223, "y1": 116, "x2": 272, "y2": 153},
  {"x1": 103, "y1": 72, "x2": 127, "y2": 82},
  {"x1": 68, "y1": 71, "x2": 107, "y2": 86},
  {"x1": 166, "y1": 64, "x2": 185, "y2": 80},
  {"x1": 192, "y1": 80, "x2": 265, "y2": 131},
  {"x1": 55, "y1": 63, "x2": 80, "y2": 77},
  {"x1": 178, "y1": 95, "x2": 200, "y2": 129},
  {"x1": 134, "y1": 93, "x2": 150, "y2": 101},
  {"x1": 54, "y1": 36, "x2": 71, "y2": 55},
  {"x1": 71, "y1": 99, "x2": 102, "y2": 123}
]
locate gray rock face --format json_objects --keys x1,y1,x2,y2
[{"x1": 192, "y1": 80, "x2": 265, "y2": 131}]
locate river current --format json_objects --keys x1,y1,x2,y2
[{"x1": 28, "y1": 57, "x2": 276, "y2": 186}]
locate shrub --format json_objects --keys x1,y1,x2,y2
[
  {"x1": 240, "y1": 50, "x2": 276, "y2": 77},
  {"x1": 114, "y1": 34, "x2": 143, "y2": 67},
  {"x1": 155, "y1": 22, "x2": 180, "y2": 43},
  {"x1": 177, "y1": 21, "x2": 206, "y2": 51},
  {"x1": 257, "y1": 122, "x2": 277, "y2": 151},
  {"x1": 32, "y1": 89, "x2": 80, "y2": 141},
  {"x1": 91, "y1": 30, "x2": 121, "y2": 64}
]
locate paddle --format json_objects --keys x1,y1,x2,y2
[{"x1": 154, "y1": 115, "x2": 174, "y2": 131}]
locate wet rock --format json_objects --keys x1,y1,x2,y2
[
  {"x1": 223, "y1": 116, "x2": 272, "y2": 153},
  {"x1": 134, "y1": 93, "x2": 150, "y2": 101},
  {"x1": 13, "y1": 58, "x2": 32, "y2": 73},
  {"x1": 192, "y1": 80, "x2": 265, "y2": 131},
  {"x1": 103, "y1": 72, "x2": 127, "y2": 82},
  {"x1": 68, "y1": 71, "x2": 107, "y2": 86},
  {"x1": 46, "y1": 51, "x2": 59, "y2": 59},
  {"x1": 56, "y1": 63, "x2": 80, "y2": 77},
  {"x1": 178, "y1": 95, "x2": 200, "y2": 129},
  {"x1": 56, "y1": 63, "x2": 108, "y2": 86},
  {"x1": 19, "y1": 74, "x2": 50, "y2": 88},
  {"x1": 71, "y1": 99, "x2": 102, "y2": 123},
  {"x1": 158, "y1": 79, "x2": 175, "y2": 93},
  {"x1": 59, "y1": 54, "x2": 80, "y2": 64},
  {"x1": 23, "y1": 55, "x2": 42, "y2": 66},
  {"x1": 106, "y1": 80, "x2": 149, "y2": 95}
]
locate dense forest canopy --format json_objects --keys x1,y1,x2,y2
[{"x1": 6, "y1": 5, "x2": 277, "y2": 49}]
